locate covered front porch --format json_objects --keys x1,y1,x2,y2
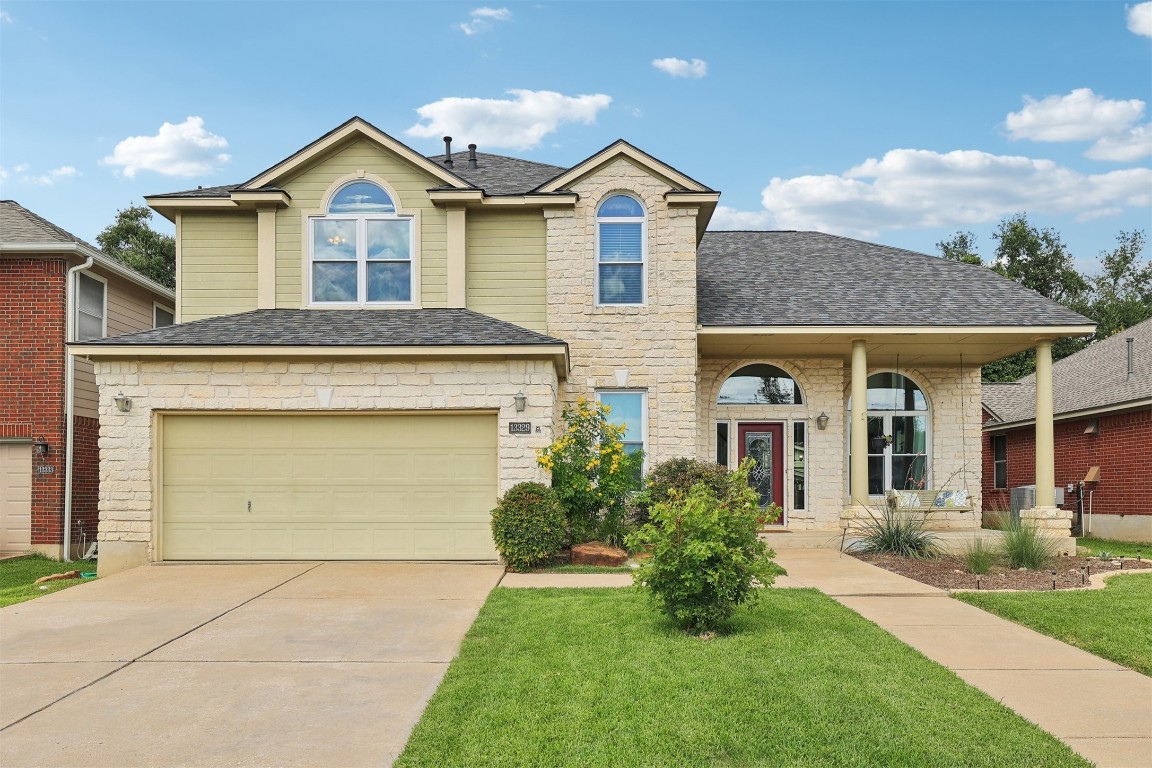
[{"x1": 697, "y1": 325, "x2": 1088, "y2": 537}]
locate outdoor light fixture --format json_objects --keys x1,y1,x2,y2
[
  {"x1": 113, "y1": 392, "x2": 132, "y2": 413},
  {"x1": 513, "y1": 391, "x2": 527, "y2": 412},
  {"x1": 816, "y1": 412, "x2": 830, "y2": 431},
  {"x1": 33, "y1": 438, "x2": 50, "y2": 457}
]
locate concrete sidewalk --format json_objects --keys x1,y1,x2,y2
[{"x1": 774, "y1": 550, "x2": 1152, "y2": 768}]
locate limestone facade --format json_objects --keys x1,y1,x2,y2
[
  {"x1": 92, "y1": 358, "x2": 558, "y2": 567},
  {"x1": 544, "y1": 158, "x2": 699, "y2": 465}
]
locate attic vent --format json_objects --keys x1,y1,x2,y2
[
  {"x1": 443, "y1": 136, "x2": 453, "y2": 167},
  {"x1": 468, "y1": 143, "x2": 478, "y2": 169}
]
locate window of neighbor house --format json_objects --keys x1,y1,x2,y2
[
  {"x1": 310, "y1": 181, "x2": 414, "y2": 305},
  {"x1": 596, "y1": 194, "x2": 645, "y2": 305},
  {"x1": 154, "y1": 305, "x2": 175, "y2": 328},
  {"x1": 597, "y1": 390, "x2": 647, "y2": 470},
  {"x1": 76, "y1": 272, "x2": 106, "y2": 341},
  {"x1": 993, "y1": 434, "x2": 1007, "y2": 489}
]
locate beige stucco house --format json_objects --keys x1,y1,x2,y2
[{"x1": 71, "y1": 118, "x2": 1095, "y2": 575}]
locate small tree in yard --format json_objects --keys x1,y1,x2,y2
[
  {"x1": 627, "y1": 460, "x2": 777, "y2": 634},
  {"x1": 537, "y1": 397, "x2": 643, "y2": 545}
]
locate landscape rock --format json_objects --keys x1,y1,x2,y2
[{"x1": 571, "y1": 542, "x2": 628, "y2": 567}]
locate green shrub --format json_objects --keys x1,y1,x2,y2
[
  {"x1": 637, "y1": 458, "x2": 732, "y2": 521},
  {"x1": 537, "y1": 397, "x2": 644, "y2": 545},
  {"x1": 1000, "y1": 519, "x2": 1061, "y2": 570},
  {"x1": 491, "y1": 482, "x2": 567, "y2": 572},
  {"x1": 626, "y1": 460, "x2": 777, "y2": 634},
  {"x1": 961, "y1": 536, "x2": 999, "y2": 574},
  {"x1": 851, "y1": 505, "x2": 942, "y2": 560}
]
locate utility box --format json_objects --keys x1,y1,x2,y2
[{"x1": 1009, "y1": 485, "x2": 1066, "y2": 521}]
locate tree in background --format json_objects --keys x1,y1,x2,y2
[
  {"x1": 96, "y1": 205, "x2": 176, "y2": 289},
  {"x1": 936, "y1": 215, "x2": 1149, "y2": 382}
]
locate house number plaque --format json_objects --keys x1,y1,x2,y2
[
  {"x1": 508, "y1": 422, "x2": 532, "y2": 435},
  {"x1": 35, "y1": 465, "x2": 57, "y2": 474}
]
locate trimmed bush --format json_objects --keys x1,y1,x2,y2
[
  {"x1": 636, "y1": 458, "x2": 732, "y2": 525},
  {"x1": 491, "y1": 482, "x2": 567, "y2": 572},
  {"x1": 851, "y1": 504, "x2": 942, "y2": 560},
  {"x1": 627, "y1": 460, "x2": 777, "y2": 633}
]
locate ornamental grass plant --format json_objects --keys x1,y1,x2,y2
[
  {"x1": 1000, "y1": 518, "x2": 1061, "y2": 570},
  {"x1": 851, "y1": 503, "x2": 942, "y2": 560}
]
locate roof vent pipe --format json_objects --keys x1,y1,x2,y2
[
  {"x1": 468, "y1": 143, "x2": 478, "y2": 169},
  {"x1": 1127, "y1": 337, "x2": 1135, "y2": 380},
  {"x1": 442, "y1": 136, "x2": 453, "y2": 166}
]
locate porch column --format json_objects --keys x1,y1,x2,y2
[
  {"x1": 1034, "y1": 339, "x2": 1055, "y2": 507},
  {"x1": 850, "y1": 339, "x2": 869, "y2": 505}
]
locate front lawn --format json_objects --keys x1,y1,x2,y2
[
  {"x1": 396, "y1": 588, "x2": 1086, "y2": 767},
  {"x1": 956, "y1": 572, "x2": 1152, "y2": 676},
  {"x1": 1077, "y1": 536, "x2": 1149, "y2": 559},
  {"x1": 0, "y1": 555, "x2": 98, "y2": 608}
]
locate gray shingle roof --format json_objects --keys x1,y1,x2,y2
[
  {"x1": 983, "y1": 317, "x2": 1152, "y2": 424},
  {"x1": 1, "y1": 200, "x2": 96, "y2": 246},
  {"x1": 73, "y1": 308, "x2": 566, "y2": 348},
  {"x1": 697, "y1": 231, "x2": 1094, "y2": 327},
  {"x1": 427, "y1": 151, "x2": 567, "y2": 196},
  {"x1": 146, "y1": 184, "x2": 253, "y2": 199}
]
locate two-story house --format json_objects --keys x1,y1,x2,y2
[
  {"x1": 70, "y1": 118, "x2": 1094, "y2": 575},
  {"x1": 1, "y1": 201, "x2": 175, "y2": 559}
]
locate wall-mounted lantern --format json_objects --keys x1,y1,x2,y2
[
  {"x1": 33, "y1": 437, "x2": 50, "y2": 457},
  {"x1": 816, "y1": 412, "x2": 830, "y2": 431},
  {"x1": 513, "y1": 391, "x2": 527, "y2": 413},
  {"x1": 113, "y1": 392, "x2": 132, "y2": 413}
]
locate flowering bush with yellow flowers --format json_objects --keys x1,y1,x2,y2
[{"x1": 537, "y1": 397, "x2": 644, "y2": 545}]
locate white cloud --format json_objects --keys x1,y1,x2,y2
[
  {"x1": 0, "y1": 10, "x2": 12, "y2": 23},
  {"x1": 460, "y1": 7, "x2": 511, "y2": 35},
  {"x1": 1005, "y1": 88, "x2": 1144, "y2": 142},
  {"x1": 1128, "y1": 2, "x2": 1152, "y2": 36},
  {"x1": 652, "y1": 57, "x2": 708, "y2": 79},
  {"x1": 1085, "y1": 123, "x2": 1152, "y2": 161},
  {"x1": 406, "y1": 89, "x2": 611, "y2": 150},
  {"x1": 101, "y1": 117, "x2": 230, "y2": 178},
  {"x1": 708, "y1": 148, "x2": 1152, "y2": 238},
  {"x1": 24, "y1": 165, "x2": 80, "y2": 186}
]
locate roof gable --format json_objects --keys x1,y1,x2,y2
[
  {"x1": 533, "y1": 140, "x2": 713, "y2": 194},
  {"x1": 241, "y1": 117, "x2": 475, "y2": 191}
]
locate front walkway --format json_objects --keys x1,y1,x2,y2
[{"x1": 774, "y1": 550, "x2": 1152, "y2": 768}]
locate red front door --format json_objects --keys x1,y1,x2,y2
[{"x1": 738, "y1": 422, "x2": 785, "y2": 511}]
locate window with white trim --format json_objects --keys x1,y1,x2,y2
[
  {"x1": 76, "y1": 272, "x2": 106, "y2": 341},
  {"x1": 310, "y1": 181, "x2": 414, "y2": 305},
  {"x1": 848, "y1": 373, "x2": 930, "y2": 496},
  {"x1": 596, "y1": 194, "x2": 645, "y2": 305},
  {"x1": 597, "y1": 390, "x2": 647, "y2": 468}
]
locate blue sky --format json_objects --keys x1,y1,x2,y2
[{"x1": 1, "y1": 1, "x2": 1149, "y2": 271}]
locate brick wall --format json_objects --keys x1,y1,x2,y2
[
  {"x1": 983, "y1": 407, "x2": 1152, "y2": 517},
  {"x1": 1, "y1": 258, "x2": 67, "y2": 547},
  {"x1": 71, "y1": 415, "x2": 101, "y2": 550}
]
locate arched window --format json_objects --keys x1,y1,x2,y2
[
  {"x1": 848, "y1": 373, "x2": 930, "y2": 495},
  {"x1": 310, "y1": 181, "x2": 413, "y2": 305},
  {"x1": 596, "y1": 194, "x2": 645, "y2": 305},
  {"x1": 718, "y1": 364, "x2": 804, "y2": 405}
]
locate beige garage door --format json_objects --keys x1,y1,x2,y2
[
  {"x1": 0, "y1": 442, "x2": 33, "y2": 553},
  {"x1": 162, "y1": 414, "x2": 499, "y2": 561}
]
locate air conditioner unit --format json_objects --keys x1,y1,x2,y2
[{"x1": 1009, "y1": 485, "x2": 1065, "y2": 521}]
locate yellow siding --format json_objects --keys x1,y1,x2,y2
[
  {"x1": 465, "y1": 210, "x2": 547, "y2": 332},
  {"x1": 73, "y1": 357, "x2": 98, "y2": 419},
  {"x1": 180, "y1": 212, "x2": 258, "y2": 321},
  {"x1": 275, "y1": 138, "x2": 448, "y2": 308}
]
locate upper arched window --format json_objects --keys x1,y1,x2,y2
[
  {"x1": 718, "y1": 364, "x2": 804, "y2": 405},
  {"x1": 596, "y1": 194, "x2": 646, "y2": 305},
  {"x1": 310, "y1": 181, "x2": 413, "y2": 305}
]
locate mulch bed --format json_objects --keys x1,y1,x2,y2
[{"x1": 851, "y1": 552, "x2": 1152, "y2": 591}]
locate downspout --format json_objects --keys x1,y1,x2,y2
[{"x1": 63, "y1": 253, "x2": 94, "y2": 561}]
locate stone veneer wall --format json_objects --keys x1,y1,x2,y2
[
  {"x1": 544, "y1": 158, "x2": 699, "y2": 464},
  {"x1": 93, "y1": 358, "x2": 558, "y2": 570},
  {"x1": 696, "y1": 359, "x2": 984, "y2": 530}
]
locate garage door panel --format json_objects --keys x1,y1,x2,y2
[{"x1": 163, "y1": 414, "x2": 498, "y2": 561}]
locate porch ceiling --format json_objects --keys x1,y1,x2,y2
[{"x1": 697, "y1": 325, "x2": 1096, "y2": 367}]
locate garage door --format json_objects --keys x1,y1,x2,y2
[
  {"x1": 161, "y1": 414, "x2": 499, "y2": 561},
  {"x1": 0, "y1": 442, "x2": 32, "y2": 552}
]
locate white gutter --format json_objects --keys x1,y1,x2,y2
[{"x1": 63, "y1": 254, "x2": 95, "y2": 561}]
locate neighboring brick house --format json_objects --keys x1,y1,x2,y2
[
  {"x1": 983, "y1": 318, "x2": 1152, "y2": 543},
  {"x1": 70, "y1": 118, "x2": 1094, "y2": 575},
  {"x1": 1, "y1": 201, "x2": 175, "y2": 558}
]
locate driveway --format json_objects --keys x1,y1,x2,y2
[{"x1": 0, "y1": 562, "x2": 504, "y2": 768}]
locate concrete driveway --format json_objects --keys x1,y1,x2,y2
[{"x1": 0, "y1": 562, "x2": 504, "y2": 768}]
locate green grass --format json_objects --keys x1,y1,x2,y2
[
  {"x1": 396, "y1": 588, "x2": 1086, "y2": 767},
  {"x1": 1077, "y1": 536, "x2": 1149, "y2": 559},
  {"x1": 0, "y1": 554, "x2": 98, "y2": 608},
  {"x1": 956, "y1": 572, "x2": 1152, "y2": 676},
  {"x1": 533, "y1": 564, "x2": 636, "y2": 574}
]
